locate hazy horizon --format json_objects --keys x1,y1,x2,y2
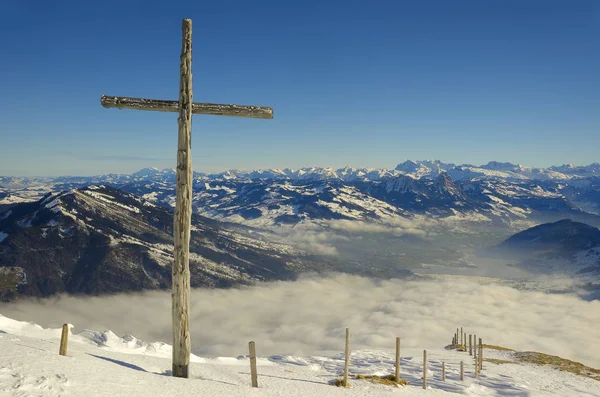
[{"x1": 2, "y1": 158, "x2": 599, "y2": 178}]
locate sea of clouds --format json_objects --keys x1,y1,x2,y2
[{"x1": 1, "y1": 274, "x2": 598, "y2": 368}]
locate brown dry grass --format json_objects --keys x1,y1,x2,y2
[
  {"x1": 514, "y1": 352, "x2": 600, "y2": 381},
  {"x1": 445, "y1": 344, "x2": 467, "y2": 351},
  {"x1": 330, "y1": 378, "x2": 349, "y2": 387},
  {"x1": 485, "y1": 358, "x2": 515, "y2": 365},
  {"x1": 332, "y1": 374, "x2": 408, "y2": 387},
  {"x1": 353, "y1": 374, "x2": 408, "y2": 387},
  {"x1": 483, "y1": 344, "x2": 515, "y2": 352}
]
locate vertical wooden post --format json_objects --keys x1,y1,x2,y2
[
  {"x1": 474, "y1": 348, "x2": 478, "y2": 378},
  {"x1": 395, "y1": 337, "x2": 400, "y2": 382},
  {"x1": 172, "y1": 18, "x2": 194, "y2": 379},
  {"x1": 249, "y1": 341, "x2": 258, "y2": 387},
  {"x1": 460, "y1": 361, "x2": 464, "y2": 380},
  {"x1": 59, "y1": 324, "x2": 69, "y2": 356},
  {"x1": 460, "y1": 327, "x2": 463, "y2": 346},
  {"x1": 442, "y1": 361, "x2": 446, "y2": 381},
  {"x1": 469, "y1": 334, "x2": 472, "y2": 355},
  {"x1": 479, "y1": 338, "x2": 483, "y2": 371},
  {"x1": 343, "y1": 328, "x2": 350, "y2": 387},
  {"x1": 464, "y1": 333, "x2": 467, "y2": 348},
  {"x1": 422, "y1": 350, "x2": 427, "y2": 389}
]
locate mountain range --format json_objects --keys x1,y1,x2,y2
[
  {"x1": 0, "y1": 185, "x2": 346, "y2": 301},
  {"x1": 1, "y1": 166, "x2": 600, "y2": 300},
  {"x1": 2, "y1": 161, "x2": 600, "y2": 230}
]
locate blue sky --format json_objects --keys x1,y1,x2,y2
[{"x1": 0, "y1": 0, "x2": 598, "y2": 176}]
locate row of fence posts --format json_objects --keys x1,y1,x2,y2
[
  {"x1": 338, "y1": 327, "x2": 482, "y2": 390},
  {"x1": 452, "y1": 327, "x2": 484, "y2": 379},
  {"x1": 57, "y1": 323, "x2": 484, "y2": 390}
]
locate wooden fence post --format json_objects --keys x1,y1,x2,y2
[
  {"x1": 442, "y1": 361, "x2": 446, "y2": 381},
  {"x1": 479, "y1": 338, "x2": 483, "y2": 371},
  {"x1": 59, "y1": 324, "x2": 69, "y2": 356},
  {"x1": 460, "y1": 361, "x2": 464, "y2": 381},
  {"x1": 469, "y1": 334, "x2": 472, "y2": 355},
  {"x1": 395, "y1": 337, "x2": 400, "y2": 382},
  {"x1": 249, "y1": 341, "x2": 258, "y2": 387},
  {"x1": 460, "y1": 327, "x2": 463, "y2": 346},
  {"x1": 474, "y1": 349, "x2": 478, "y2": 378},
  {"x1": 423, "y1": 350, "x2": 427, "y2": 389},
  {"x1": 343, "y1": 328, "x2": 350, "y2": 387}
]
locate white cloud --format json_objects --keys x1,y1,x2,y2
[
  {"x1": 1, "y1": 274, "x2": 598, "y2": 368},
  {"x1": 271, "y1": 226, "x2": 347, "y2": 256},
  {"x1": 327, "y1": 219, "x2": 429, "y2": 237}
]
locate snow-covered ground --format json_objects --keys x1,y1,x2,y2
[{"x1": 1, "y1": 313, "x2": 598, "y2": 397}]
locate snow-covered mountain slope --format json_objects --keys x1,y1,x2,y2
[
  {"x1": 0, "y1": 313, "x2": 598, "y2": 396},
  {"x1": 2, "y1": 161, "x2": 599, "y2": 229},
  {"x1": 122, "y1": 173, "x2": 594, "y2": 228},
  {"x1": 0, "y1": 186, "x2": 339, "y2": 301}
]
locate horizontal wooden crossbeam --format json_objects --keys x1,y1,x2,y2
[{"x1": 101, "y1": 95, "x2": 273, "y2": 119}]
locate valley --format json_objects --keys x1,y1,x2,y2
[{"x1": 1, "y1": 160, "x2": 599, "y2": 301}]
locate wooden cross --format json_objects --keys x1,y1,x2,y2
[{"x1": 100, "y1": 18, "x2": 273, "y2": 378}]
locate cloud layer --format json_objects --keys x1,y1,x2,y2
[{"x1": 1, "y1": 274, "x2": 598, "y2": 368}]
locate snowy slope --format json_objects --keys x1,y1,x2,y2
[
  {"x1": 0, "y1": 313, "x2": 598, "y2": 396},
  {"x1": 2, "y1": 161, "x2": 599, "y2": 229},
  {"x1": 0, "y1": 185, "x2": 341, "y2": 300}
]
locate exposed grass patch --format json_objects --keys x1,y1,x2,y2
[
  {"x1": 352, "y1": 374, "x2": 408, "y2": 387},
  {"x1": 330, "y1": 378, "x2": 349, "y2": 387},
  {"x1": 445, "y1": 344, "x2": 466, "y2": 351},
  {"x1": 485, "y1": 358, "x2": 515, "y2": 365},
  {"x1": 514, "y1": 352, "x2": 600, "y2": 381},
  {"x1": 483, "y1": 344, "x2": 515, "y2": 352}
]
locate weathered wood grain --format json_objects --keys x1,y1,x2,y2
[
  {"x1": 469, "y1": 334, "x2": 472, "y2": 356},
  {"x1": 479, "y1": 338, "x2": 483, "y2": 371},
  {"x1": 249, "y1": 341, "x2": 258, "y2": 387},
  {"x1": 343, "y1": 328, "x2": 350, "y2": 387},
  {"x1": 59, "y1": 324, "x2": 68, "y2": 356},
  {"x1": 423, "y1": 350, "x2": 427, "y2": 389},
  {"x1": 172, "y1": 18, "x2": 193, "y2": 379},
  {"x1": 442, "y1": 361, "x2": 446, "y2": 381},
  {"x1": 99, "y1": 16, "x2": 274, "y2": 380},
  {"x1": 101, "y1": 95, "x2": 273, "y2": 119},
  {"x1": 395, "y1": 337, "x2": 400, "y2": 382}
]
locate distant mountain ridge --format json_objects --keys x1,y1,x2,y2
[
  {"x1": 497, "y1": 219, "x2": 600, "y2": 254},
  {"x1": 487, "y1": 219, "x2": 600, "y2": 279},
  {"x1": 3, "y1": 160, "x2": 600, "y2": 183},
  {"x1": 2, "y1": 160, "x2": 599, "y2": 228}
]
